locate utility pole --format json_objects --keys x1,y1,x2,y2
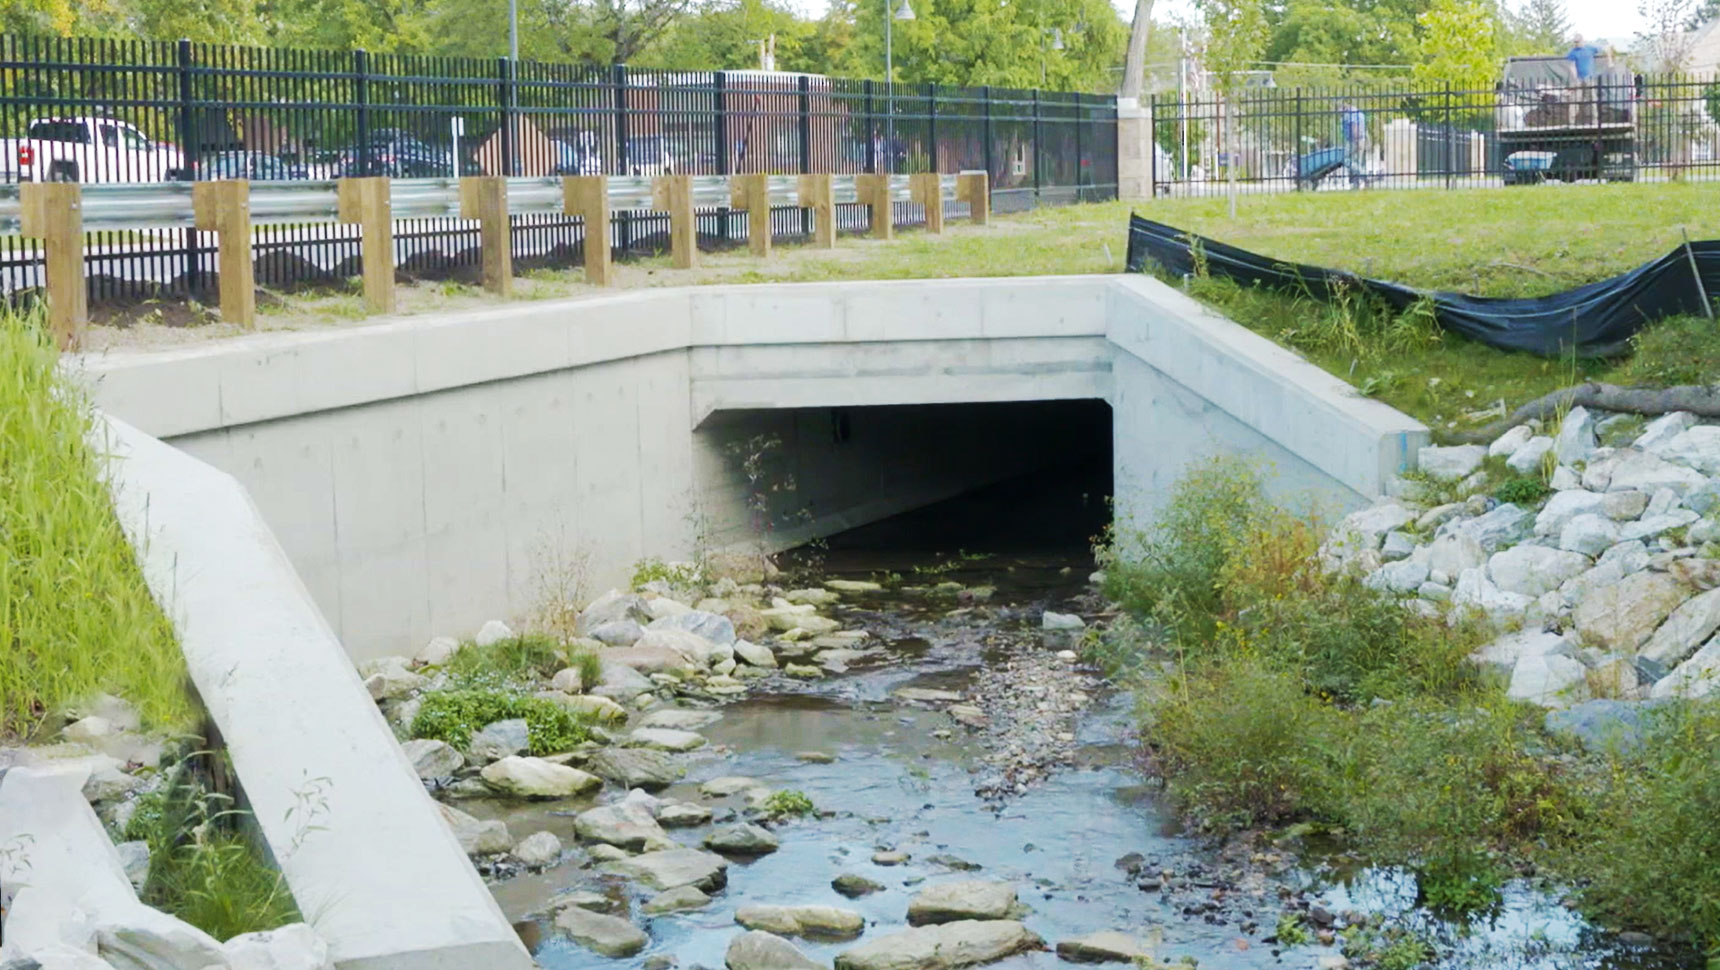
[{"x1": 508, "y1": 0, "x2": 517, "y2": 60}]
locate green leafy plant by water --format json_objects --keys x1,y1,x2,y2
[
  {"x1": 0, "y1": 309, "x2": 191, "y2": 737},
  {"x1": 411, "y1": 689, "x2": 592, "y2": 755},
  {"x1": 760, "y1": 789, "x2": 815, "y2": 818}
]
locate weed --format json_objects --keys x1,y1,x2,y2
[
  {"x1": 567, "y1": 646, "x2": 603, "y2": 692},
  {"x1": 631, "y1": 556, "x2": 704, "y2": 592},
  {"x1": 760, "y1": 789, "x2": 816, "y2": 818},
  {"x1": 444, "y1": 633, "x2": 564, "y2": 686},
  {"x1": 411, "y1": 689, "x2": 592, "y2": 755},
  {"x1": 1342, "y1": 923, "x2": 1437, "y2": 970},
  {"x1": 1493, "y1": 476, "x2": 1550, "y2": 506},
  {"x1": 1274, "y1": 912, "x2": 1311, "y2": 946}
]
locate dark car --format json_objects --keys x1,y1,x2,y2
[
  {"x1": 202, "y1": 150, "x2": 302, "y2": 181},
  {"x1": 337, "y1": 129, "x2": 453, "y2": 178}
]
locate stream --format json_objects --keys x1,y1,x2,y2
[{"x1": 470, "y1": 468, "x2": 1699, "y2": 970}]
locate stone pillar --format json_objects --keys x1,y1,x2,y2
[{"x1": 1116, "y1": 96, "x2": 1154, "y2": 201}]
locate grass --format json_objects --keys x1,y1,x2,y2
[
  {"x1": 409, "y1": 688, "x2": 593, "y2": 755},
  {"x1": 0, "y1": 309, "x2": 192, "y2": 738}
]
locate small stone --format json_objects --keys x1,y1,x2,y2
[
  {"x1": 116, "y1": 839, "x2": 151, "y2": 890},
  {"x1": 1553, "y1": 407, "x2": 1598, "y2": 466},
  {"x1": 825, "y1": 580, "x2": 884, "y2": 593},
  {"x1": 1379, "y1": 531, "x2": 1418, "y2": 562},
  {"x1": 467, "y1": 718, "x2": 530, "y2": 762},
  {"x1": 627, "y1": 727, "x2": 708, "y2": 752},
  {"x1": 644, "y1": 885, "x2": 712, "y2": 913},
  {"x1": 785, "y1": 664, "x2": 824, "y2": 679},
  {"x1": 705, "y1": 823, "x2": 780, "y2": 855},
  {"x1": 474, "y1": 619, "x2": 515, "y2": 647},
  {"x1": 727, "y1": 930, "x2": 827, "y2": 970},
  {"x1": 1506, "y1": 436, "x2": 1554, "y2": 475},
  {"x1": 796, "y1": 751, "x2": 836, "y2": 763},
  {"x1": 1560, "y1": 514, "x2": 1621, "y2": 556},
  {"x1": 511, "y1": 830, "x2": 563, "y2": 867},
  {"x1": 1488, "y1": 424, "x2": 1534, "y2": 458},
  {"x1": 833, "y1": 873, "x2": 886, "y2": 897},
  {"x1": 555, "y1": 904, "x2": 649, "y2": 957},
  {"x1": 872, "y1": 849, "x2": 910, "y2": 865},
  {"x1": 61, "y1": 715, "x2": 113, "y2": 744},
  {"x1": 360, "y1": 656, "x2": 428, "y2": 701},
  {"x1": 550, "y1": 667, "x2": 584, "y2": 693},
  {"x1": 588, "y1": 748, "x2": 685, "y2": 790},
  {"x1": 482, "y1": 756, "x2": 602, "y2": 798},
  {"x1": 1603, "y1": 490, "x2": 1650, "y2": 521},
  {"x1": 416, "y1": 636, "x2": 462, "y2": 666},
  {"x1": 1056, "y1": 931, "x2": 1154, "y2": 963},
  {"x1": 737, "y1": 905, "x2": 866, "y2": 939},
  {"x1": 1419, "y1": 444, "x2": 1486, "y2": 481},
  {"x1": 658, "y1": 800, "x2": 714, "y2": 828},
  {"x1": 702, "y1": 776, "x2": 765, "y2": 797},
  {"x1": 1041, "y1": 611, "x2": 1086, "y2": 631},
  {"x1": 1507, "y1": 654, "x2": 1592, "y2": 708},
  {"x1": 598, "y1": 847, "x2": 731, "y2": 892},
  {"x1": 893, "y1": 688, "x2": 964, "y2": 704},
  {"x1": 401, "y1": 738, "x2": 464, "y2": 779},
  {"x1": 907, "y1": 880, "x2": 1017, "y2": 924},
  {"x1": 437, "y1": 802, "x2": 513, "y2": 855},
  {"x1": 576, "y1": 800, "x2": 669, "y2": 849}
]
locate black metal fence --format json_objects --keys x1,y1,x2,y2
[
  {"x1": 1151, "y1": 70, "x2": 1720, "y2": 197},
  {"x1": 0, "y1": 35, "x2": 1118, "y2": 306}
]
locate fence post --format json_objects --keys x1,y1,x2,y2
[
  {"x1": 1073, "y1": 92, "x2": 1083, "y2": 201},
  {"x1": 652, "y1": 174, "x2": 697, "y2": 269},
  {"x1": 797, "y1": 173, "x2": 835, "y2": 248},
  {"x1": 337, "y1": 176, "x2": 394, "y2": 314},
  {"x1": 798, "y1": 74, "x2": 812, "y2": 237},
  {"x1": 460, "y1": 176, "x2": 512, "y2": 295},
  {"x1": 981, "y1": 85, "x2": 993, "y2": 189},
  {"x1": 192, "y1": 180, "x2": 255, "y2": 328},
  {"x1": 175, "y1": 39, "x2": 200, "y2": 297},
  {"x1": 1294, "y1": 88, "x2": 1304, "y2": 191},
  {"x1": 927, "y1": 82, "x2": 938, "y2": 174},
  {"x1": 564, "y1": 176, "x2": 612, "y2": 285},
  {"x1": 714, "y1": 70, "x2": 730, "y2": 242},
  {"x1": 732, "y1": 173, "x2": 771, "y2": 257},
  {"x1": 910, "y1": 172, "x2": 943, "y2": 233},
  {"x1": 863, "y1": 80, "x2": 876, "y2": 174},
  {"x1": 20, "y1": 182, "x2": 86, "y2": 349},
  {"x1": 1032, "y1": 88, "x2": 1042, "y2": 204},
  {"x1": 858, "y1": 172, "x2": 893, "y2": 240},
  {"x1": 498, "y1": 57, "x2": 516, "y2": 177},
  {"x1": 612, "y1": 63, "x2": 631, "y2": 254},
  {"x1": 1444, "y1": 82, "x2": 1453, "y2": 190},
  {"x1": 354, "y1": 49, "x2": 371, "y2": 176},
  {"x1": 956, "y1": 171, "x2": 989, "y2": 225}
]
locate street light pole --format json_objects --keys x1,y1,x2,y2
[
  {"x1": 883, "y1": 0, "x2": 914, "y2": 174},
  {"x1": 509, "y1": 0, "x2": 518, "y2": 60}
]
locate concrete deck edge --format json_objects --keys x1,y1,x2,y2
[
  {"x1": 1105, "y1": 275, "x2": 1429, "y2": 498},
  {"x1": 96, "y1": 414, "x2": 533, "y2": 970}
]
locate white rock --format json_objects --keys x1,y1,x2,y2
[
  {"x1": 1620, "y1": 510, "x2": 1699, "y2": 543},
  {"x1": 1507, "y1": 653, "x2": 1592, "y2": 708},
  {"x1": 1646, "y1": 487, "x2": 1682, "y2": 517},
  {"x1": 115, "y1": 839, "x2": 151, "y2": 891},
  {"x1": 1415, "y1": 502, "x2": 1465, "y2": 531},
  {"x1": 1486, "y1": 545, "x2": 1591, "y2": 597},
  {"x1": 1560, "y1": 514, "x2": 1621, "y2": 556},
  {"x1": 481, "y1": 756, "x2": 603, "y2": 798},
  {"x1": 1488, "y1": 424, "x2": 1535, "y2": 458},
  {"x1": 400, "y1": 738, "x2": 463, "y2": 779},
  {"x1": 626, "y1": 728, "x2": 707, "y2": 752},
  {"x1": 906, "y1": 881, "x2": 1019, "y2": 924},
  {"x1": 1444, "y1": 503, "x2": 1533, "y2": 551},
  {"x1": 1041, "y1": 612, "x2": 1086, "y2": 631},
  {"x1": 638, "y1": 628, "x2": 718, "y2": 667},
  {"x1": 358, "y1": 656, "x2": 427, "y2": 701},
  {"x1": 1506, "y1": 436, "x2": 1554, "y2": 475},
  {"x1": 1380, "y1": 531, "x2": 1418, "y2": 562},
  {"x1": 415, "y1": 636, "x2": 461, "y2": 666},
  {"x1": 650, "y1": 610, "x2": 739, "y2": 646},
  {"x1": 646, "y1": 597, "x2": 693, "y2": 621},
  {"x1": 1343, "y1": 503, "x2": 1418, "y2": 547},
  {"x1": 1639, "y1": 587, "x2": 1720, "y2": 667},
  {"x1": 1550, "y1": 465, "x2": 1582, "y2": 490},
  {"x1": 1573, "y1": 570, "x2": 1690, "y2": 652},
  {"x1": 1553, "y1": 407, "x2": 1598, "y2": 466},
  {"x1": 833, "y1": 920, "x2": 1041, "y2": 970},
  {"x1": 733, "y1": 640, "x2": 777, "y2": 668},
  {"x1": 61, "y1": 716, "x2": 113, "y2": 744},
  {"x1": 1602, "y1": 490, "x2": 1649, "y2": 521},
  {"x1": 1364, "y1": 560, "x2": 1429, "y2": 594},
  {"x1": 467, "y1": 718, "x2": 530, "y2": 762},
  {"x1": 474, "y1": 619, "x2": 516, "y2": 647},
  {"x1": 1607, "y1": 450, "x2": 1708, "y2": 495},
  {"x1": 1417, "y1": 581, "x2": 1452, "y2": 602},
  {"x1": 1419, "y1": 444, "x2": 1487, "y2": 481},
  {"x1": 550, "y1": 667, "x2": 584, "y2": 693},
  {"x1": 94, "y1": 905, "x2": 230, "y2": 970},
  {"x1": 1534, "y1": 490, "x2": 1607, "y2": 536},
  {"x1": 1470, "y1": 629, "x2": 1571, "y2": 674},
  {"x1": 575, "y1": 799, "x2": 669, "y2": 849},
  {"x1": 1635, "y1": 411, "x2": 1698, "y2": 452},
  {"x1": 223, "y1": 922, "x2": 334, "y2": 970},
  {"x1": 1650, "y1": 637, "x2": 1720, "y2": 698},
  {"x1": 512, "y1": 830, "x2": 563, "y2": 868},
  {"x1": 1653, "y1": 425, "x2": 1720, "y2": 475},
  {"x1": 1427, "y1": 532, "x2": 1486, "y2": 578},
  {"x1": 1599, "y1": 539, "x2": 1653, "y2": 571},
  {"x1": 1451, "y1": 568, "x2": 1532, "y2": 623}
]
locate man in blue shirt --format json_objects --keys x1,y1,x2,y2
[
  {"x1": 1568, "y1": 34, "x2": 1601, "y2": 80},
  {"x1": 1341, "y1": 103, "x2": 1369, "y2": 188}
]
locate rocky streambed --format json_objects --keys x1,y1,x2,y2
[{"x1": 375, "y1": 552, "x2": 1695, "y2": 970}]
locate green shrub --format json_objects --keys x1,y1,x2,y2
[
  {"x1": 1560, "y1": 701, "x2": 1720, "y2": 951},
  {"x1": 631, "y1": 557, "x2": 703, "y2": 591},
  {"x1": 568, "y1": 646, "x2": 603, "y2": 691},
  {"x1": 444, "y1": 633, "x2": 564, "y2": 685},
  {"x1": 1493, "y1": 475, "x2": 1550, "y2": 506},
  {"x1": 760, "y1": 789, "x2": 816, "y2": 818},
  {"x1": 411, "y1": 689, "x2": 592, "y2": 755},
  {"x1": 1614, "y1": 314, "x2": 1720, "y2": 388},
  {"x1": 0, "y1": 311, "x2": 191, "y2": 737}
]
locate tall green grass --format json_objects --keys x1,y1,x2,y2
[{"x1": 0, "y1": 311, "x2": 191, "y2": 738}]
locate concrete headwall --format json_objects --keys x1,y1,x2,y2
[{"x1": 77, "y1": 274, "x2": 1424, "y2": 662}]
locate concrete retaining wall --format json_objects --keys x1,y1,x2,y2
[
  {"x1": 77, "y1": 274, "x2": 1424, "y2": 662},
  {"x1": 96, "y1": 415, "x2": 533, "y2": 970}
]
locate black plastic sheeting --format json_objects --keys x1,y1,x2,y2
[{"x1": 1125, "y1": 214, "x2": 1720, "y2": 357}]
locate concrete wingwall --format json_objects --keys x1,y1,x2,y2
[{"x1": 76, "y1": 274, "x2": 1425, "y2": 663}]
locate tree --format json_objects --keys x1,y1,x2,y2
[
  {"x1": 1197, "y1": 0, "x2": 1266, "y2": 212},
  {"x1": 1684, "y1": 0, "x2": 1715, "y2": 29},
  {"x1": 1119, "y1": 0, "x2": 1155, "y2": 98},
  {"x1": 1509, "y1": 0, "x2": 1569, "y2": 53},
  {"x1": 841, "y1": 0, "x2": 1126, "y2": 90},
  {"x1": 1638, "y1": 0, "x2": 1699, "y2": 71},
  {"x1": 637, "y1": 0, "x2": 816, "y2": 70},
  {"x1": 1413, "y1": 0, "x2": 1499, "y2": 90}
]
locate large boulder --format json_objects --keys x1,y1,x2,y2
[
  {"x1": 651, "y1": 610, "x2": 738, "y2": 646},
  {"x1": 222, "y1": 922, "x2": 332, "y2": 970},
  {"x1": 400, "y1": 738, "x2": 463, "y2": 779},
  {"x1": 906, "y1": 882, "x2": 1018, "y2": 925},
  {"x1": 577, "y1": 590, "x2": 653, "y2": 637},
  {"x1": 436, "y1": 802, "x2": 512, "y2": 855},
  {"x1": 1469, "y1": 630, "x2": 1571, "y2": 675},
  {"x1": 705, "y1": 823, "x2": 780, "y2": 855},
  {"x1": 626, "y1": 727, "x2": 708, "y2": 753},
  {"x1": 1427, "y1": 533, "x2": 1486, "y2": 579},
  {"x1": 592, "y1": 662, "x2": 656, "y2": 701},
  {"x1": 599, "y1": 847, "x2": 730, "y2": 891},
  {"x1": 1506, "y1": 436, "x2": 1555, "y2": 475},
  {"x1": 1506, "y1": 654, "x2": 1591, "y2": 709},
  {"x1": 555, "y1": 905, "x2": 649, "y2": 957},
  {"x1": 1054, "y1": 932, "x2": 1155, "y2": 964},
  {"x1": 575, "y1": 800, "x2": 669, "y2": 850},
  {"x1": 481, "y1": 756, "x2": 602, "y2": 799},
  {"x1": 1639, "y1": 587, "x2": 1720, "y2": 667},
  {"x1": 1486, "y1": 545, "x2": 1590, "y2": 598},
  {"x1": 834, "y1": 921, "x2": 1042, "y2": 970},
  {"x1": 1363, "y1": 560, "x2": 1428, "y2": 594},
  {"x1": 467, "y1": 718, "x2": 530, "y2": 762},
  {"x1": 727, "y1": 931, "x2": 828, "y2": 970},
  {"x1": 736, "y1": 905, "x2": 865, "y2": 939},
  {"x1": 1553, "y1": 407, "x2": 1597, "y2": 466},
  {"x1": 1653, "y1": 425, "x2": 1720, "y2": 475},
  {"x1": 1573, "y1": 571, "x2": 1689, "y2": 651},
  {"x1": 638, "y1": 708, "x2": 724, "y2": 731},
  {"x1": 589, "y1": 620, "x2": 647, "y2": 646},
  {"x1": 1635, "y1": 411, "x2": 1698, "y2": 452},
  {"x1": 1419, "y1": 444, "x2": 1486, "y2": 481},
  {"x1": 587, "y1": 748, "x2": 686, "y2": 790},
  {"x1": 1534, "y1": 490, "x2": 1607, "y2": 536},
  {"x1": 638, "y1": 628, "x2": 718, "y2": 667},
  {"x1": 1606, "y1": 451, "x2": 1707, "y2": 495},
  {"x1": 1545, "y1": 699, "x2": 1662, "y2": 754},
  {"x1": 1442, "y1": 504, "x2": 1532, "y2": 552},
  {"x1": 93, "y1": 905, "x2": 231, "y2": 970},
  {"x1": 1560, "y1": 514, "x2": 1622, "y2": 556},
  {"x1": 1651, "y1": 638, "x2": 1720, "y2": 698},
  {"x1": 1451, "y1": 569, "x2": 1531, "y2": 624}
]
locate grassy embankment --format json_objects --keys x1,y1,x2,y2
[
  {"x1": 1095, "y1": 459, "x2": 1720, "y2": 962},
  {"x1": 0, "y1": 311, "x2": 296, "y2": 938}
]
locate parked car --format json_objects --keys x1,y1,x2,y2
[
  {"x1": 551, "y1": 131, "x2": 605, "y2": 176},
  {"x1": 202, "y1": 150, "x2": 302, "y2": 181},
  {"x1": 624, "y1": 136, "x2": 674, "y2": 176},
  {"x1": 0, "y1": 116, "x2": 190, "y2": 183},
  {"x1": 337, "y1": 129, "x2": 453, "y2": 177}
]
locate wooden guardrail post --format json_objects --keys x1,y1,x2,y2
[
  {"x1": 563, "y1": 176, "x2": 613, "y2": 286},
  {"x1": 910, "y1": 173, "x2": 945, "y2": 234},
  {"x1": 956, "y1": 171, "x2": 990, "y2": 226},
  {"x1": 19, "y1": 182, "x2": 86, "y2": 349},
  {"x1": 337, "y1": 177, "x2": 395, "y2": 314},
  {"x1": 731, "y1": 173, "x2": 772, "y2": 258},
  {"x1": 857, "y1": 173, "x2": 893, "y2": 241},
  {"x1": 459, "y1": 176, "x2": 512, "y2": 297},
  {"x1": 651, "y1": 174, "x2": 697, "y2": 270},
  {"x1": 797, "y1": 174, "x2": 835, "y2": 249},
  {"x1": 192, "y1": 179, "x2": 256, "y2": 328}
]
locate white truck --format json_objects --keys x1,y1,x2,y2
[{"x1": 0, "y1": 116, "x2": 191, "y2": 183}]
